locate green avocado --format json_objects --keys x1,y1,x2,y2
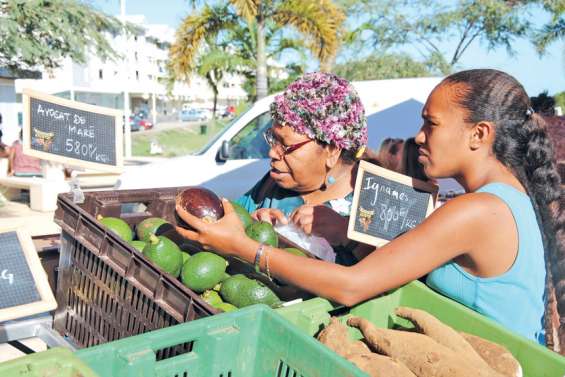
[
  {"x1": 201, "y1": 290, "x2": 223, "y2": 306},
  {"x1": 181, "y1": 252, "x2": 228, "y2": 293},
  {"x1": 136, "y1": 217, "x2": 169, "y2": 241},
  {"x1": 143, "y1": 234, "x2": 183, "y2": 277},
  {"x1": 213, "y1": 302, "x2": 238, "y2": 313},
  {"x1": 230, "y1": 201, "x2": 254, "y2": 229},
  {"x1": 181, "y1": 252, "x2": 191, "y2": 265},
  {"x1": 238, "y1": 279, "x2": 281, "y2": 308},
  {"x1": 219, "y1": 274, "x2": 250, "y2": 308},
  {"x1": 245, "y1": 221, "x2": 278, "y2": 247},
  {"x1": 129, "y1": 240, "x2": 147, "y2": 252},
  {"x1": 98, "y1": 215, "x2": 133, "y2": 242}
]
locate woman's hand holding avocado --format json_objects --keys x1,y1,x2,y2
[
  {"x1": 175, "y1": 199, "x2": 249, "y2": 256},
  {"x1": 290, "y1": 204, "x2": 349, "y2": 246}
]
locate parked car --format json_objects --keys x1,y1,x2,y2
[
  {"x1": 129, "y1": 116, "x2": 141, "y2": 132},
  {"x1": 180, "y1": 108, "x2": 208, "y2": 122},
  {"x1": 136, "y1": 109, "x2": 149, "y2": 119},
  {"x1": 138, "y1": 118, "x2": 154, "y2": 130},
  {"x1": 117, "y1": 77, "x2": 462, "y2": 199},
  {"x1": 130, "y1": 115, "x2": 153, "y2": 131},
  {"x1": 219, "y1": 105, "x2": 235, "y2": 118},
  {"x1": 198, "y1": 108, "x2": 213, "y2": 120}
]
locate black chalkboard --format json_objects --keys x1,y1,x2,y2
[
  {"x1": 0, "y1": 229, "x2": 57, "y2": 321},
  {"x1": 23, "y1": 89, "x2": 123, "y2": 172},
  {"x1": 348, "y1": 161, "x2": 438, "y2": 246},
  {"x1": 0, "y1": 232, "x2": 40, "y2": 309}
]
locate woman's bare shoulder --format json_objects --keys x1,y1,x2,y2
[{"x1": 426, "y1": 191, "x2": 512, "y2": 230}]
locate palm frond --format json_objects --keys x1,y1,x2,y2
[
  {"x1": 272, "y1": 0, "x2": 345, "y2": 67},
  {"x1": 197, "y1": 47, "x2": 249, "y2": 76},
  {"x1": 535, "y1": 18, "x2": 564, "y2": 53},
  {"x1": 168, "y1": 4, "x2": 238, "y2": 81},
  {"x1": 269, "y1": 35, "x2": 308, "y2": 61},
  {"x1": 219, "y1": 23, "x2": 257, "y2": 62},
  {"x1": 229, "y1": 0, "x2": 259, "y2": 23}
]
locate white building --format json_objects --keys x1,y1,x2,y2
[
  {"x1": 0, "y1": 68, "x2": 41, "y2": 144},
  {"x1": 14, "y1": 15, "x2": 247, "y2": 126},
  {"x1": 0, "y1": 69, "x2": 20, "y2": 144}
]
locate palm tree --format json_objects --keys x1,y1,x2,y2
[
  {"x1": 197, "y1": 44, "x2": 249, "y2": 117},
  {"x1": 217, "y1": 20, "x2": 309, "y2": 99},
  {"x1": 169, "y1": 0, "x2": 345, "y2": 99}
]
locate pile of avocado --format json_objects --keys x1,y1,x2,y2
[{"x1": 96, "y1": 199, "x2": 306, "y2": 313}]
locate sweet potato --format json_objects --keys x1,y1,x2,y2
[
  {"x1": 395, "y1": 307, "x2": 520, "y2": 377},
  {"x1": 347, "y1": 352, "x2": 417, "y2": 377},
  {"x1": 395, "y1": 307, "x2": 490, "y2": 368},
  {"x1": 347, "y1": 316, "x2": 502, "y2": 377},
  {"x1": 317, "y1": 317, "x2": 368, "y2": 358},
  {"x1": 318, "y1": 317, "x2": 415, "y2": 376},
  {"x1": 461, "y1": 332, "x2": 522, "y2": 377}
]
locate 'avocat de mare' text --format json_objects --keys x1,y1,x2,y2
[{"x1": 34, "y1": 103, "x2": 110, "y2": 163}]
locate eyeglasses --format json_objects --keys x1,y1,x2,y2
[{"x1": 263, "y1": 128, "x2": 313, "y2": 156}]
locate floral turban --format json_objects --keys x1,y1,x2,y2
[{"x1": 270, "y1": 72, "x2": 368, "y2": 151}]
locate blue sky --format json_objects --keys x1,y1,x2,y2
[{"x1": 92, "y1": 0, "x2": 564, "y2": 96}]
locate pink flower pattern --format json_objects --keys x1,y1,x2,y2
[{"x1": 270, "y1": 72, "x2": 368, "y2": 151}]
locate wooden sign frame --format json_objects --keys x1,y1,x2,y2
[
  {"x1": 22, "y1": 88, "x2": 124, "y2": 173},
  {"x1": 347, "y1": 160, "x2": 438, "y2": 247},
  {"x1": 0, "y1": 227, "x2": 57, "y2": 322}
]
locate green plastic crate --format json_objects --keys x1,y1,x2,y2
[
  {"x1": 0, "y1": 347, "x2": 98, "y2": 377},
  {"x1": 276, "y1": 280, "x2": 565, "y2": 377},
  {"x1": 76, "y1": 305, "x2": 366, "y2": 377}
]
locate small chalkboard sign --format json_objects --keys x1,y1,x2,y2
[
  {"x1": 22, "y1": 89, "x2": 123, "y2": 172},
  {"x1": 348, "y1": 160, "x2": 438, "y2": 247},
  {"x1": 0, "y1": 228, "x2": 56, "y2": 322}
]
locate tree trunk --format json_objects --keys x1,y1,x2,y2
[
  {"x1": 207, "y1": 71, "x2": 219, "y2": 119},
  {"x1": 213, "y1": 89, "x2": 218, "y2": 119},
  {"x1": 255, "y1": 5, "x2": 268, "y2": 100},
  {"x1": 319, "y1": 50, "x2": 337, "y2": 73}
]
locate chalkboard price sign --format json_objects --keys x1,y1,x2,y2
[
  {"x1": 22, "y1": 89, "x2": 123, "y2": 172},
  {"x1": 0, "y1": 228, "x2": 56, "y2": 322},
  {"x1": 347, "y1": 161, "x2": 438, "y2": 247}
]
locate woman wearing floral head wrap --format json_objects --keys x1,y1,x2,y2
[{"x1": 235, "y1": 72, "x2": 368, "y2": 266}]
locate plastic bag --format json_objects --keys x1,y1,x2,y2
[{"x1": 274, "y1": 222, "x2": 336, "y2": 263}]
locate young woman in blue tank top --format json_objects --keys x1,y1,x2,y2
[{"x1": 175, "y1": 69, "x2": 564, "y2": 352}]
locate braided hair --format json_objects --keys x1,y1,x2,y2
[{"x1": 443, "y1": 69, "x2": 565, "y2": 353}]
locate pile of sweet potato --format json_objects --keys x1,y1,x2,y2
[{"x1": 317, "y1": 307, "x2": 522, "y2": 377}]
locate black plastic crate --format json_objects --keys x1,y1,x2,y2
[{"x1": 53, "y1": 188, "x2": 217, "y2": 349}]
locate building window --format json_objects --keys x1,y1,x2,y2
[
  {"x1": 98, "y1": 69, "x2": 103, "y2": 79},
  {"x1": 134, "y1": 52, "x2": 138, "y2": 61},
  {"x1": 135, "y1": 71, "x2": 139, "y2": 80},
  {"x1": 148, "y1": 75, "x2": 153, "y2": 80}
]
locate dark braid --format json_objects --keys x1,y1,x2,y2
[{"x1": 443, "y1": 69, "x2": 565, "y2": 353}]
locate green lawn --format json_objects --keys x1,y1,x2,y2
[{"x1": 132, "y1": 120, "x2": 229, "y2": 157}]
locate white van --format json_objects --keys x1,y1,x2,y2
[{"x1": 116, "y1": 77, "x2": 460, "y2": 199}]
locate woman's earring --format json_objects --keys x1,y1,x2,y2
[{"x1": 321, "y1": 174, "x2": 335, "y2": 191}]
